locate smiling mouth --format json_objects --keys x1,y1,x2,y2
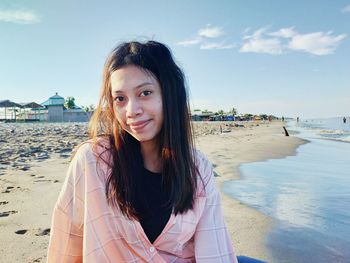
[{"x1": 128, "y1": 120, "x2": 151, "y2": 131}]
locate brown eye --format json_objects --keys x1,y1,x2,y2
[
  {"x1": 114, "y1": 96, "x2": 125, "y2": 102},
  {"x1": 140, "y1": 90, "x2": 152, "y2": 97}
]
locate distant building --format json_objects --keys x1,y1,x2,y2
[
  {"x1": 41, "y1": 93, "x2": 92, "y2": 122},
  {"x1": 191, "y1": 110, "x2": 213, "y2": 121},
  {"x1": 0, "y1": 100, "x2": 23, "y2": 121},
  {"x1": 190, "y1": 110, "x2": 235, "y2": 121},
  {"x1": 8, "y1": 93, "x2": 92, "y2": 122},
  {"x1": 41, "y1": 93, "x2": 65, "y2": 122}
]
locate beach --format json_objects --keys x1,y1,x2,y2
[
  {"x1": 193, "y1": 121, "x2": 305, "y2": 261},
  {"x1": 0, "y1": 121, "x2": 304, "y2": 262}
]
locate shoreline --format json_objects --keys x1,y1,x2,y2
[
  {"x1": 194, "y1": 121, "x2": 307, "y2": 261},
  {"x1": 0, "y1": 121, "x2": 306, "y2": 262}
]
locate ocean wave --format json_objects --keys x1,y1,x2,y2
[
  {"x1": 320, "y1": 136, "x2": 350, "y2": 143},
  {"x1": 319, "y1": 129, "x2": 350, "y2": 135}
]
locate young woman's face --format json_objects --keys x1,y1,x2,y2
[{"x1": 110, "y1": 65, "x2": 163, "y2": 145}]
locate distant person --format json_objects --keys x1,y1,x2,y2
[
  {"x1": 47, "y1": 41, "x2": 266, "y2": 263},
  {"x1": 282, "y1": 116, "x2": 285, "y2": 122},
  {"x1": 297, "y1": 116, "x2": 299, "y2": 123},
  {"x1": 343, "y1": 117, "x2": 346, "y2": 123}
]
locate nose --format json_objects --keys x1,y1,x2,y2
[{"x1": 126, "y1": 98, "x2": 143, "y2": 118}]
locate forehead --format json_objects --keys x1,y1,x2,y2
[{"x1": 110, "y1": 65, "x2": 158, "y2": 92}]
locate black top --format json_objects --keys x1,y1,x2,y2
[{"x1": 132, "y1": 167, "x2": 172, "y2": 244}]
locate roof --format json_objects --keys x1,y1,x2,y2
[
  {"x1": 49, "y1": 93, "x2": 65, "y2": 100},
  {"x1": 0, "y1": 100, "x2": 23, "y2": 108},
  {"x1": 41, "y1": 92, "x2": 65, "y2": 106},
  {"x1": 191, "y1": 111, "x2": 214, "y2": 117},
  {"x1": 19, "y1": 102, "x2": 44, "y2": 109}
]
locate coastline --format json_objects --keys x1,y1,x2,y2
[
  {"x1": 0, "y1": 121, "x2": 306, "y2": 262},
  {"x1": 194, "y1": 121, "x2": 307, "y2": 261}
]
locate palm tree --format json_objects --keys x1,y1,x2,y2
[
  {"x1": 64, "y1": 97, "x2": 76, "y2": 109},
  {"x1": 231, "y1": 107, "x2": 237, "y2": 116}
]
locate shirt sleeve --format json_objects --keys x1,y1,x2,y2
[
  {"x1": 194, "y1": 151, "x2": 238, "y2": 263},
  {"x1": 47, "y1": 145, "x2": 87, "y2": 263}
]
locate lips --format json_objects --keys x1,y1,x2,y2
[{"x1": 128, "y1": 119, "x2": 151, "y2": 131}]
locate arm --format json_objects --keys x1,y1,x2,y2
[
  {"x1": 194, "y1": 152, "x2": 238, "y2": 263},
  {"x1": 47, "y1": 148, "x2": 86, "y2": 263}
]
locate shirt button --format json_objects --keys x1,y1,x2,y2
[{"x1": 150, "y1": 247, "x2": 155, "y2": 253}]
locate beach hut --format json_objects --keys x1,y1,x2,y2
[
  {"x1": 0, "y1": 100, "x2": 23, "y2": 121},
  {"x1": 19, "y1": 102, "x2": 45, "y2": 121},
  {"x1": 191, "y1": 110, "x2": 213, "y2": 121},
  {"x1": 41, "y1": 93, "x2": 65, "y2": 122}
]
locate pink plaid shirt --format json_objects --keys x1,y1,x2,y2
[{"x1": 47, "y1": 140, "x2": 237, "y2": 262}]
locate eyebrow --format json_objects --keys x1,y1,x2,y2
[{"x1": 112, "y1": 82, "x2": 154, "y2": 95}]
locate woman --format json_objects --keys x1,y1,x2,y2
[{"x1": 47, "y1": 41, "x2": 238, "y2": 262}]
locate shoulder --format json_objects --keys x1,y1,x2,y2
[
  {"x1": 66, "y1": 137, "x2": 113, "y2": 185},
  {"x1": 72, "y1": 137, "x2": 112, "y2": 164},
  {"x1": 193, "y1": 149, "x2": 216, "y2": 197},
  {"x1": 194, "y1": 149, "x2": 212, "y2": 176}
]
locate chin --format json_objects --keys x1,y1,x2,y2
[
  {"x1": 128, "y1": 133, "x2": 152, "y2": 142},
  {"x1": 137, "y1": 136, "x2": 157, "y2": 143}
]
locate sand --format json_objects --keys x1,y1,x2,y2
[{"x1": 0, "y1": 121, "x2": 305, "y2": 262}]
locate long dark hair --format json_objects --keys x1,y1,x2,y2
[{"x1": 88, "y1": 41, "x2": 197, "y2": 219}]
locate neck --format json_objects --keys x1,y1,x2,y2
[{"x1": 140, "y1": 140, "x2": 162, "y2": 173}]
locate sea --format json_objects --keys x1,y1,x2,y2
[{"x1": 223, "y1": 117, "x2": 350, "y2": 263}]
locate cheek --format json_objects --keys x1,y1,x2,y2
[
  {"x1": 155, "y1": 100, "x2": 164, "y2": 122},
  {"x1": 113, "y1": 108, "x2": 126, "y2": 125},
  {"x1": 155, "y1": 98, "x2": 163, "y2": 113}
]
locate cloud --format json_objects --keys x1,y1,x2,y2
[
  {"x1": 176, "y1": 24, "x2": 230, "y2": 49},
  {"x1": 200, "y1": 42, "x2": 236, "y2": 50},
  {"x1": 240, "y1": 26, "x2": 346, "y2": 55},
  {"x1": 242, "y1": 26, "x2": 267, "y2": 39},
  {"x1": 288, "y1": 31, "x2": 346, "y2": 55},
  {"x1": 341, "y1": 4, "x2": 350, "y2": 13},
  {"x1": 176, "y1": 37, "x2": 202, "y2": 47},
  {"x1": 198, "y1": 25, "x2": 224, "y2": 38},
  {"x1": 240, "y1": 38, "x2": 283, "y2": 54},
  {"x1": 179, "y1": 25, "x2": 346, "y2": 55},
  {"x1": 0, "y1": 9, "x2": 40, "y2": 24},
  {"x1": 269, "y1": 27, "x2": 297, "y2": 38},
  {"x1": 240, "y1": 27, "x2": 283, "y2": 54}
]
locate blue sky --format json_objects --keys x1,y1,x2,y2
[{"x1": 1, "y1": 0, "x2": 349, "y2": 118}]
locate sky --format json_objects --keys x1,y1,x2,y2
[{"x1": 0, "y1": 0, "x2": 349, "y2": 118}]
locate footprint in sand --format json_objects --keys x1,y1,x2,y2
[
  {"x1": 32, "y1": 175, "x2": 52, "y2": 183},
  {"x1": 0, "y1": 210, "x2": 18, "y2": 217},
  {"x1": 35, "y1": 228, "x2": 50, "y2": 236},
  {"x1": 0, "y1": 201, "x2": 9, "y2": 205},
  {"x1": 29, "y1": 258, "x2": 42, "y2": 263},
  {"x1": 33, "y1": 179, "x2": 52, "y2": 183},
  {"x1": 15, "y1": 229, "x2": 28, "y2": 235},
  {"x1": 1, "y1": 186, "x2": 14, "y2": 193},
  {"x1": 33, "y1": 178, "x2": 59, "y2": 183},
  {"x1": 14, "y1": 228, "x2": 50, "y2": 236}
]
